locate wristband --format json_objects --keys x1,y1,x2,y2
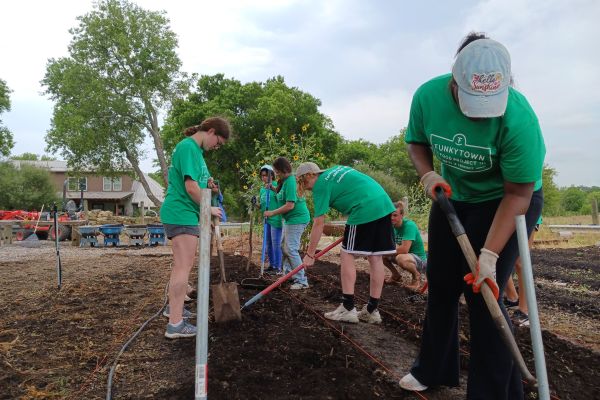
[{"x1": 305, "y1": 254, "x2": 314, "y2": 259}]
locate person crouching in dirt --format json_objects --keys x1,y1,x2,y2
[
  {"x1": 160, "y1": 117, "x2": 230, "y2": 339},
  {"x1": 383, "y1": 201, "x2": 427, "y2": 290},
  {"x1": 297, "y1": 162, "x2": 396, "y2": 324},
  {"x1": 263, "y1": 157, "x2": 310, "y2": 290},
  {"x1": 399, "y1": 33, "x2": 544, "y2": 398}
]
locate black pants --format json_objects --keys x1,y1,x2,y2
[{"x1": 411, "y1": 189, "x2": 543, "y2": 400}]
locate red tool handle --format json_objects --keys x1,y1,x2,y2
[{"x1": 259, "y1": 237, "x2": 343, "y2": 296}]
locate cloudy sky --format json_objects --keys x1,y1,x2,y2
[{"x1": 1, "y1": 0, "x2": 598, "y2": 187}]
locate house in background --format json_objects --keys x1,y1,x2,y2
[{"x1": 11, "y1": 160, "x2": 164, "y2": 216}]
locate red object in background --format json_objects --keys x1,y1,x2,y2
[{"x1": 0, "y1": 209, "x2": 72, "y2": 240}]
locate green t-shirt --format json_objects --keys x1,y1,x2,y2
[
  {"x1": 393, "y1": 218, "x2": 427, "y2": 261},
  {"x1": 312, "y1": 166, "x2": 395, "y2": 225},
  {"x1": 260, "y1": 183, "x2": 283, "y2": 228},
  {"x1": 276, "y1": 176, "x2": 310, "y2": 225},
  {"x1": 406, "y1": 74, "x2": 545, "y2": 202},
  {"x1": 160, "y1": 137, "x2": 210, "y2": 225}
]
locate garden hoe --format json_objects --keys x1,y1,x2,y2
[
  {"x1": 211, "y1": 217, "x2": 242, "y2": 323},
  {"x1": 241, "y1": 237, "x2": 343, "y2": 310},
  {"x1": 435, "y1": 188, "x2": 536, "y2": 384}
]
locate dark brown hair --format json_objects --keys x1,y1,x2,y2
[
  {"x1": 183, "y1": 116, "x2": 232, "y2": 139},
  {"x1": 272, "y1": 157, "x2": 292, "y2": 174},
  {"x1": 455, "y1": 31, "x2": 488, "y2": 56},
  {"x1": 273, "y1": 157, "x2": 292, "y2": 193}
]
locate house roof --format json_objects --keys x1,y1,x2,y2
[
  {"x1": 11, "y1": 160, "x2": 69, "y2": 172},
  {"x1": 131, "y1": 174, "x2": 165, "y2": 207},
  {"x1": 65, "y1": 191, "x2": 133, "y2": 200}
]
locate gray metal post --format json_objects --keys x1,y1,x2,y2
[
  {"x1": 195, "y1": 189, "x2": 212, "y2": 400},
  {"x1": 515, "y1": 215, "x2": 549, "y2": 400},
  {"x1": 592, "y1": 198, "x2": 598, "y2": 225}
]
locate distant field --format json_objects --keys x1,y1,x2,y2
[{"x1": 536, "y1": 214, "x2": 599, "y2": 248}]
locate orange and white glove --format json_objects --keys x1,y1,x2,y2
[
  {"x1": 421, "y1": 171, "x2": 452, "y2": 200},
  {"x1": 464, "y1": 248, "x2": 499, "y2": 300}
]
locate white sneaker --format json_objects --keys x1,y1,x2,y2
[
  {"x1": 289, "y1": 283, "x2": 309, "y2": 290},
  {"x1": 324, "y1": 303, "x2": 359, "y2": 323},
  {"x1": 399, "y1": 373, "x2": 428, "y2": 391},
  {"x1": 357, "y1": 305, "x2": 382, "y2": 324}
]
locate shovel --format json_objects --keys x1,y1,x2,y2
[
  {"x1": 211, "y1": 217, "x2": 242, "y2": 323},
  {"x1": 434, "y1": 188, "x2": 536, "y2": 384},
  {"x1": 23, "y1": 204, "x2": 44, "y2": 246}
]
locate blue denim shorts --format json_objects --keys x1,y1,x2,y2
[{"x1": 163, "y1": 224, "x2": 200, "y2": 240}]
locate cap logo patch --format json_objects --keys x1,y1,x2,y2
[{"x1": 470, "y1": 73, "x2": 503, "y2": 93}]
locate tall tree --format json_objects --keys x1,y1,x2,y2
[
  {"x1": 42, "y1": 0, "x2": 189, "y2": 206},
  {"x1": 0, "y1": 79, "x2": 14, "y2": 157},
  {"x1": 161, "y1": 74, "x2": 342, "y2": 216}
]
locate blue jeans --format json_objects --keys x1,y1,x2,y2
[
  {"x1": 266, "y1": 223, "x2": 283, "y2": 270},
  {"x1": 281, "y1": 223, "x2": 308, "y2": 286}
]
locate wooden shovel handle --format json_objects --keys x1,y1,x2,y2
[{"x1": 213, "y1": 217, "x2": 227, "y2": 283}]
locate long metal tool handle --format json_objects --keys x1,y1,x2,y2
[
  {"x1": 53, "y1": 204, "x2": 62, "y2": 289},
  {"x1": 241, "y1": 237, "x2": 343, "y2": 310},
  {"x1": 516, "y1": 215, "x2": 549, "y2": 397},
  {"x1": 260, "y1": 176, "x2": 272, "y2": 276},
  {"x1": 213, "y1": 216, "x2": 227, "y2": 283},
  {"x1": 33, "y1": 204, "x2": 45, "y2": 233},
  {"x1": 435, "y1": 188, "x2": 536, "y2": 384},
  {"x1": 195, "y1": 189, "x2": 212, "y2": 400}
]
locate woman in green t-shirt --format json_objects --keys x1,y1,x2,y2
[
  {"x1": 160, "y1": 117, "x2": 231, "y2": 339},
  {"x1": 296, "y1": 162, "x2": 396, "y2": 325},
  {"x1": 263, "y1": 157, "x2": 310, "y2": 289},
  {"x1": 399, "y1": 33, "x2": 544, "y2": 399},
  {"x1": 384, "y1": 201, "x2": 427, "y2": 290}
]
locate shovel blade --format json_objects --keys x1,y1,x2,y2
[{"x1": 211, "y1": 282, "x2": 242, "y2": 323}]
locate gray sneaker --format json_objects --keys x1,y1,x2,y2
[
  {"x1": 165, "y1": 320, "x2": 197, "y2": 339},
  {"x1": 357, "y1": 305, "x2": 382, "y2": 324},
  {"x1": 163, "y1": 305, "x2": 195, "y2": 319}
]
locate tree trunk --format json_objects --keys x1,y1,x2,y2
[
  {"x1": 124, "y1": 149, "x2": 163, "y2": 208},
  {"x1": 147, "y1": 107, "x2": 169, "y2": 188}
]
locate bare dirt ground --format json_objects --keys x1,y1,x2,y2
[{"x1": 0, "y1": 236, "x2": 598, "y2": 399}]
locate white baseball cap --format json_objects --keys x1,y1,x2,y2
[{"x1": 452, "y1": 39, "x2": 511, "y2": 118}]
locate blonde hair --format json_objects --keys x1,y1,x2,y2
[{"x1": 296, "y1": 172, "x2": 317, "y2": 198}]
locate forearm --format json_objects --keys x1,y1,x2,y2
[
  {"x1": 396, "y1": 241, "x2": 411, "y2": 254},
  {"x1": 306, "y1": 216, "x2": 325, "y2": 257},
  {"x1": 484, "y1": 183, "x2": 534, "y2": 254},
  {"x1": 269, "y1": 202, "x2": 294, "y2": 216},
  {"x1": 408, "y1": 143, "x2": 434, "y2": 178}
]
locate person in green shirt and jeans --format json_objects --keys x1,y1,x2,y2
[
  {"x1": 264, "y1": 157, "x2": 310, "y2": 289},
  {"x1": 160, "y1": 117, "x2": 231, "y2": 339},
  {"x1": 258, "y1": 164, "x2": 283, "y2": 274},
  {"x1": 399, "y1": 33, "x2": 544, "y2": 399},
  {"x1": 384, "y1": 201, "x2": 427, "y2": 290},
  {"x1": 296, "y1": 163, "x2": 396, "y2": 325}
]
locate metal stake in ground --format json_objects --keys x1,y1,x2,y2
[
  {"x1": 434, "y1": 188, "x2": 536, "y2": 384},
  {"x1": 52, "y1": 203, "x2": 62, "y2": 289},
  {"x1": 195, "y1": 189, "x2": 211, "y2": 400},
  {"x1": 515, "y1": 215, "x2": 550, "y2": 399},
  {"x1": 241, "y1": 237, "x2": 343, "y2": 310}
]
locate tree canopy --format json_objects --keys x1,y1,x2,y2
[
  {"x1": 0, "y1": 79, "x2": 14, "y2": 157},
  {"x1": 0, "y1": 162, "x2": 58, "y2": 210},
  {"x1": 42, "y1": 0, "x2": 188, "y2": 206},
  {"x1": 161, "y1": 74, "x2": 343, "y2": 216}
]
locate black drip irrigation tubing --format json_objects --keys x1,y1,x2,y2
[
  {"x1": 300, "y1": 270, "x2": 562, "y2": 400},
  {"x1": 105, "y1": 283, "x2": 169, "y2": 400}
]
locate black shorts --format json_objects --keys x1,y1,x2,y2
[{"x1": 342, "y1": 214, "x2": 396, "y2": 256}]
